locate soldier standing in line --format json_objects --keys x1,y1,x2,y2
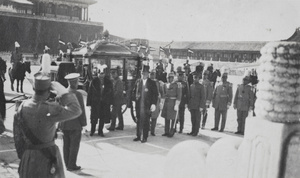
[
  {"x1": 175, "y1": 71, "x2": 189, "y2": 133},
  {"x1": 233, "y1": 76, "x2": 254, "y2": 135},
  {"x1": 187, "y1": 73, "x2": 206, "y2": 136},
  {"x1": 59, "y1": 73, "x2": 87, "y2": 171},
  {"x1": 149, "y1": 69, "x2": 165, "y2": 136},
  {"x1": 133, "y1": 66, "x2": 158, "y2": 143},
  {"x1": 201, "y1": 70, "x2": 213, "y2": 129},
  {"x1": 108, "y1": 67, "x2": 124, "y2": 131},
  {"x1": 211, "y1": 72, "x2": 233, "y2": 132},
  {"x1": 161, "y1": 72, "x2": 182, "y2": 138}
]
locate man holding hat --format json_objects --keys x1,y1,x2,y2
[
  {"x1": 14, "y1": 72, "x2": 82, "y2": 177},
  {"x1": 201, "y1": 70, "x2": 214, "y2": 129},
  {"x1": 59, "y1": 73, "x2": 87, "y2": 171},
  {"x1": 233, "y1": 76, "x2": 254, "y2": 135},
  {"x1": 211, "y1": 72, "x2": 233, "y2": 132},
  {"x1": 187, "y1": 73, "x2": 205, "y2": 136},
  {"x1": 133, "y1": 65, "x2": 158, "y2": 142},
  {"x1": 161, "y1": 72, "x2": 182, "y2": 137}
]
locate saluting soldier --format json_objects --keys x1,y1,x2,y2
[
  {"x1": 201, "y1": 70, "x2": 213, "y2": 129},
  {"x1": 161, "y1": 72, "x2": 182, "y2": 138},
  {"x1": 187, "y1": 73, "x2": 205, "y2": 136},
  {"x1": 175, "y1": 71, "x2": 189, "y2": 133},
  {"x1": 211, "y1": 72, "x2": 233, "y2": 132},
  {"x1": 133, "y1": 66, "x2": 158, "y2": 143},
  {"x1": 59, "y1": 73, "x2": 87, "y2": 171},
  {"x1": 233, "y1": 76, "x2": 254, "y2": 135}
]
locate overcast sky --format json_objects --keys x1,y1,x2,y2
[{"x1": 89, "y1": 0, "x2": 300, "y2": 42}]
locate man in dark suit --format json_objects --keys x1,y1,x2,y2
[
  {"x1": 133, "y1": 65, "x2": 158, "y2": 143},
  {"x1": 59, "y1": 73, "x2": 87, "y2": 171}
]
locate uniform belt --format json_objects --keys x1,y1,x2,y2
[
  {"x1": 167, "y1": 97, "x2": 177, "y2": 99},
  {"x1": 220, "y1": 95, "x2": 228, "y2": 97},
  {"x1": 27, "y1": 141, "x2": 55, "y2": 150}
]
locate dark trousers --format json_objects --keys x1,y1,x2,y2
[
  {"x1": 164, "y1": 119, "x2": 175, "y2": 135},
  {"x1": 214, "y1": 108, "x2": 227, "y2": 131},
  {"x1": 237, "y1": 110, "x2": 248, "y2": 133},
  {"x1": 190, "y1": 109, "x2": 201, "y2": 134},
  {"x1": 136, "y1": 113, "x2": 150, "y2": 139},
  {"x1": 150, "y1": 118, "x2": 157, "y2": 134},
  {"x1": 91, "y1": 118, "x2": 105, "y2": 134},
  {"x1": 177, "y1": 106, "x2": 185, "y2": 131},
  {"x1": 111, "y1": 104, "x2": 123, "y2": 129},
  {"x1": 62, "y1": 129, "x2": 82, "y2": 169},
  {"x1": 201, "y1": 108, "x2": 208, "y2": 127}
]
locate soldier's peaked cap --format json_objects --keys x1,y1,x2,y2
[{"x1": 64, "y1": 73, "x2": 80, "y2": 81}]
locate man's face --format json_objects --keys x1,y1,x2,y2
[
  {"x1": 150, "y1": 72, "x2": 156, "y2": 80},
  {"x1": 193, "y1": 75, "x2": 200, "y2": 83},
  {"x1": 177, "y1": 75, "x2": 184, "y2": 81},
  {"x1": 98, "y1": 72, "x2": 105, "y2": 80},
  {"x1": 203, "y1": 73, "x2": 208, "y2": 79},
  {"x1": 142, "y1": 71, "x2": 149, "y2": 79},
  {"x1": 222, "y1": 76, "x2": 227, "y2": 82},
  {"x1": 168, "y1": 76, "x2": 174, "y2": 83}
]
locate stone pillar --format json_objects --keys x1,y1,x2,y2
[{"x1": 236, "y1": 42, "x2": 300, "y2": 178}]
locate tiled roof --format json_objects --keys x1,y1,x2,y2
[
  {"x1": 149, "y1": 41, "x2": 268, "y2": 52},
  {"x1": 284, "y1": 28, "x2": 300, "y2": 42}
]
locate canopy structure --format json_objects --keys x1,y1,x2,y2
[{"x1": 72, "y1": 40, "x2": 140, "y2": 58}]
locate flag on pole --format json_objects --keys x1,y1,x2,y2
[
  {"x1": 188, "y1": 48, "x2": 194, "y2": 54},
  {"x1": 58, "y1": 34, "x2": 66, "y2": 45},
  {"x1": 159, "y1": 46, "x2": 165, "y2": 52}
]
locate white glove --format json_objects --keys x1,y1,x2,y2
[
  {"x1": 160, "y1": 103, "x2": 164, "y2": 110},
  {"x1": 150, "y1": 104, "x2": 156, "y2": 112},
  {"x1": 174, "y1": 104, "x2": 179, "y2": 111},
  {"x1": 50, "y1": 81, "x2": 68, "y2": 97},
  {"x1": 199, "y1": 108, "x2": 203, "y2": 112},
  {"x1": 227, "y1": 104, "x2": 230, "y2": 110}
]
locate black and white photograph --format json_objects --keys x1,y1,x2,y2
[{"x1": 0, "y1": 0, "x2": 300, "y2": 177}]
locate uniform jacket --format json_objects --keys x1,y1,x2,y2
[
  {"x1": 11, "y1": 51, "x2": 22, "y2": 63},
  {"x1": 201, "y1": 79, "x2": 213, "y2": 106},
  {"x1": 18, "y1": 93, "x2": 81, "y2": 178},
  {"x1": 212, "y1": 81, "x2": 233, "y2": 110},
  {"x1": 59, "y1": 89, "x2": 87, "y2": 130},
  {"x1": 87, "y1": 77, "x2": 101, "y2": 107},
  {"x1": 234, "y1": 84, "x2": 254, "y2": 111},
  {"x1": 134, "y1": 78, "x2": 158, "y2": 112},
  {"x1": 177, "y1": 80, "x2": 189, "y2": 107},
  {"x1": 161, "y1": 82, "x2": 182, "y2": 120},
  {"x1": 188, "y1": 82, "x2": 205, "y2": 110},
  {"x1": 112, "y1": 77, "x2": 124, "y2": 106}
]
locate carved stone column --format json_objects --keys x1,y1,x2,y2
[{"x1": 236, "y1": 42, "x2": 300, "y2": 178}]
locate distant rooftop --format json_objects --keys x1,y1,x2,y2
[{"x1": 284, "y1": 27, "x2": 300, "y2": 42}]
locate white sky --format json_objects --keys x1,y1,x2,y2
[{"x1": 89, "y1": 0, "x2": 300, "y2": 42}]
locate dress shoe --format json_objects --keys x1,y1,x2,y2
[
  {"x1": 162, "y1": 133, "x2": 169, "y2": 136},
  {"x1": 187, "y1": 132, "x2": 194, "y2": 135},
  {"x1": 219, "y1": 129, "x2": 224, "y2": 132},
  {"x1": 116, "y1": 127, "x2": 123, "y2": 130},
  {"x1": 90, "y1": 132, "x2": 94, "y2": 136},
  {"x1": 141, "y1": 138, "x2": 147, "y2": 143},
  {"x1": 151, "y1": 133, "x2": 156, "y2": 136},
  {"x1": 107, "y1": 127, "x2": 115, "y2": 131},
  {"x1": 98, "y1": 133, "x2": 105, "y2": 137},
  {"x1": 167, "y1": 134, "x2": 174, "y2": 138},
  {"x1": 211, "y1": 128, "x2": 218, "y2": 131},
  {"x1": 178, "y1": 130, "x2": 182, "y2": 133},
  {"x1": 67, "y1": 166, "x2": 81, "y2": 171},
  {"x1": 234, "y1": 131, "x2": 241, "y2": 134},
  {"x1": 192, "y1": 133, "x2": 198, "y2": 136},
  {"x1": 133, "y1": 137, "x2": 140, "y2": 141}
]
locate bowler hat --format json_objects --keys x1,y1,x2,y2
[{"x1": 33, "y1": 72, "x2": 51, "y2": 91}]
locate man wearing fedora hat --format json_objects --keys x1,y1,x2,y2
[
  {"x1": 59, "y1": 73, "x2": 87, "y2": 171},
  {"x1": 15, "y1": 72, "x2": 82, "y2": 177},
  {"x1": 133, "y1": 65, "x2": 158, "y2": 143},
  {"x1": 233, "y1": 75, "x2": 254, "y2": 135},
  {"x1": 211, "y1": 72, "x2": 233, "y2": 132}
]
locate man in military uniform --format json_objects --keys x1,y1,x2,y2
[
  {"x1": 149, "y1": 69, "x2": 165, "y2": 136},
  {"x1": 187, "y1": 73, "x2": 205, "y2": 136},
  {"x1": 233, "y1": 76, "x2": 254, "y2": 135},
  {"x1": 161, "y1": 72, "x2": 182, "y2": 137},
  {"x1": 133, "y1": 66, "x2": 158, "y2": 143},
  {"x1": 201, "y1": 70, "x2": 213, "y2": 129},
  {"x1": 108, "y1": 67, "x2": 124, "y2": 131},
  {"x1": 211, "y1": 72, "x2": 233, "y2": 132},
  {"x1": 11, "y1": 41, "x2": 22, "y2": 69},
  {"x1": 60, "y1": 73, "x2": 87, "y2": 171},
  {"x1": 175, "y1": 71, "x2": 189, "y2": 133}
]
